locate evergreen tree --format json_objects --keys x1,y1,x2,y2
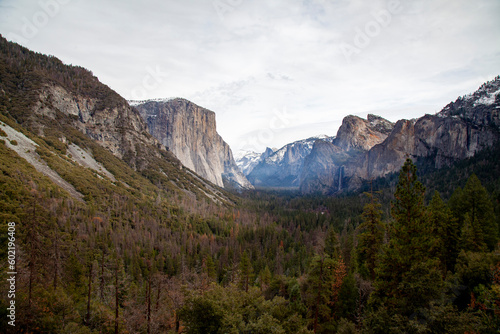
[
  {"x1": 306, "y1": 252, "x2": 347, "y2": 333},
  {"x1": 239, "y1": 250, "x2": 253, "y2": 292},
  {"x1": 356, "y1": 192, "x2": 384, "y2": 280},
  {"x1": 324, "y1": 228, "x2": 340, "y2": 259},
  {"x1": 259, "y1": 266, "x2": 272, "y2": 292},
  {"x1": 459, "y1": 213, "x2": 487, "y2": 252},
  {"x1": 307, "y1": 254, "x2": 335, "y2": 333},
  {"x1": 428, "y1": 191, "x2": 460, "y2": 272},
  {"x1": 458, "y1": 174, "x2": 497, "y2": 250},
  {"x1": 371, "y1": 159, "x2": 442, "y2": 316}
]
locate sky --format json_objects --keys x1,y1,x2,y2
[{"x1": 1, "y1": 0, "x2": 499, "y2": 154}]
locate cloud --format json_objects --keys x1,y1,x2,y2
[{"x1": 0, "y1": 0, "x2": 499, "y2": 153}]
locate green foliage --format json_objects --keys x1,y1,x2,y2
[
  {"x1": 304, "y1": 252, "x2": 347, "y2": 333},
  {"x1": 180, "y1": 297, "x2": 224, "y2": 334},
  {"x1": 180, "y1": 285, "x2": 310, "y2": 334},
  {"x1": 372, "y1": 159, "x2": 443, "y2": 316},
  {"x1": 239, "y1": 250, "x2": 254, "y2": 292},
  {"x1": 457, "y1": 174, "x2": 498, "y2": 250},
  {"x1": 428, "y1": 191, "x2": 460, "y2": 272},
  {"x1": 356, "y1": 192, "x2": 384, "y2": 280}
]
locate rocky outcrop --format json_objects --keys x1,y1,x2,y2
[
  {"x1": 0, "y1": 36, "x2": 238, "y2": 204},
  {"x1": 299, "y1": 115, "x2": 394, "y2": 194},
  {"x1": 300, "y1": 140, "x2": 346, "y2": 194},
  {"x1": 247, "y1": 115, "x2": 394, "y2": 192},
  {"x1": 333, "y1": 114, "x2": 394, "y2": 151},
  {"x1": 358, "y1": 77, "x2": 500, "y2": 182},
  {"x1": 33, "y1": 84, "x2": 162, "y2": 170},
  {"x1": 133, "y1": 98, "x2": 253, "y2": 189},
  {"x1": 300, "y1": 76, "x2": 500, "y2": 194}
]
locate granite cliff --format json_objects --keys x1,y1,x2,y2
[
  {"x1": 132, "y1": 98, "x2": 253, "y2": 189},
  {"x1": 300, "y1": 115, "x2": 394, "y2": 194},
  {"x1": 300, "y1": 76, "x2": 500, "y2": 194}
]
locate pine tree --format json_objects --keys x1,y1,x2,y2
[
  {"x1": 428, "y1": 191, "x2": 460, "y2": 273},
  {"x1": 458, "y1": 174, "x2": 497, "y2": 250},
  {"x1": 371, "y1": 159, "x2": 442, "y2": 315},
  {"x1": 258, "y1": 266, "x2": 272, "y2": 292},
  {"x1": 307, "y1": 254, "x2": 335, "y2": 333},
  {"x1": 356, "y1": 192, "x2": 384, "y2": 280},
  {"x1": 324, "y1": 228, "x2": 340, "y2": 259},
  {"x1": 459, "y1": 213, "x2": 486, "y2": 252},
  {"x1": 239, "y1": 250, "x2": 253, "y2": 292},
  {"x1": 306, "y1": 251, "x2": 348, "y2": 333}
]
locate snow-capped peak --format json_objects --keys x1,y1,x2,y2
[{"x1": 235, "y1": 150, "x2": 265, "y2": 176}]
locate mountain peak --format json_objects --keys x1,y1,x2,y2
[
  {"x1": 133, "y1": 98, "x2": 252, "y2": 189},
  {"x1": 333, "y1": 114, "x2": 394, "y2": 151},
  {"x1": 437, "y1": 75, "x2": 500, "y2": 129}
]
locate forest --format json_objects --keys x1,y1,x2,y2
[{"x1": 1, "y1": 132, "x2": 499, "y2": 333}]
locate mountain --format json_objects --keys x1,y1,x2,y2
[
  {"x1": 300, "y1": 77, "x2": 500, "y2": 194},
  {"x1": 131, "y1": 98, "x2": 253, "y2": 190},
  {"x1": 235, "y1": 147, "x2": 275, "y2": 176},
  {"x1": 332, "y1": 114, "x2": 395, "y2": 151},
  {"x1": 300, "y1": 115, "x2": 395, "y2": 194},
  {"x1": 0, "y1": 36, "x2": 233, "y2": 204},
  {"x1": 246, "y1": 135, "x2": 333, "y2": 188}
]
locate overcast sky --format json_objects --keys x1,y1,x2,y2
[{"x1": 1, "y1": 0, "x2": 499, "y2": 154}]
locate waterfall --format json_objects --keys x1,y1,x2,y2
[{"x1": 338, "y1": 165, "x2": 344, "y2": 191}]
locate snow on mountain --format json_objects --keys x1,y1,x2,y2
[
  {"x1": 246, "y1": 135, "x2": 334, "y2": 188},
  {"x1": 235, "y1": 150, "x2": 263, "y2": 176},
  {"x1": 264, "y1": 135, "x2": 332, "y2": 166},
  {"x1": 128, "y1": 97, "x2": 179, "y2": 107},
  {"x1": 235, "y1": 147, "x2": 276, "y2": 176}
]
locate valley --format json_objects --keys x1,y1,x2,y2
[{"x1": 0, "y1": 36, "x2": 499, "y2": 333}]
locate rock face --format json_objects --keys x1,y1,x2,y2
[
  {"x1": 35, "y1": 84, "x2": 158, "y2": 169},
  {"x1": 245, "y1": 115, "x2": 394, "y2": 191},
  {"x1": 300, "y1": 76, "x2": 500, "y2": 194},
  {"x1": 133, "y1": 98, "x2": 253, "y2": 189},
  {"x1": 247, "y1": 136, "x2": 333, "y2": 188},
  {"x1": 300, "y1": 140, "x2": 345, "y2": 194},
  {"x1": 300, "y1": 115, "x2": 394, "y2": 194},
  {"x1": 333, "y1": 114, "x2": 394, "y2": 151}
]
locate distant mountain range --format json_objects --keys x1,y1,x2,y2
[
  {"x1": 241, "y1": 135, "x2": 333, "y2": 189},
  {"x1": 236, "y1": 78, "x2": 500, "y2": 194},
  {"x1": 1, "y1": 35, "x2": 499, "y2": 198}
]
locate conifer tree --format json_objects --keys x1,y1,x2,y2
[
  {"x1": 428, "y1": 191, "x2": 460, "y2": 272},
  {"x1": 459, "y1": 213, "x2": 487, "y2": 252},
  {"x1": 356, "y1": 192, "x2": 384, "y2": 280},
  {"x1": 324, "y1": 228, "x2": 340, "y2": 259},
  {"x1": 371, "y1": 159, "x2": 442, "y2": 315},
  {"x1": 307, "y1": 254, "x2": 334, "y2": 333},
  {"x1": 458, "y1": 174, "x2": 497, "y2": 250},
  {"x1": 239, "y1": 250, "x2": 253, "y2": 292},
  {"x1": 259, "y1": 266, "x2": 272, "y2": 292}
]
